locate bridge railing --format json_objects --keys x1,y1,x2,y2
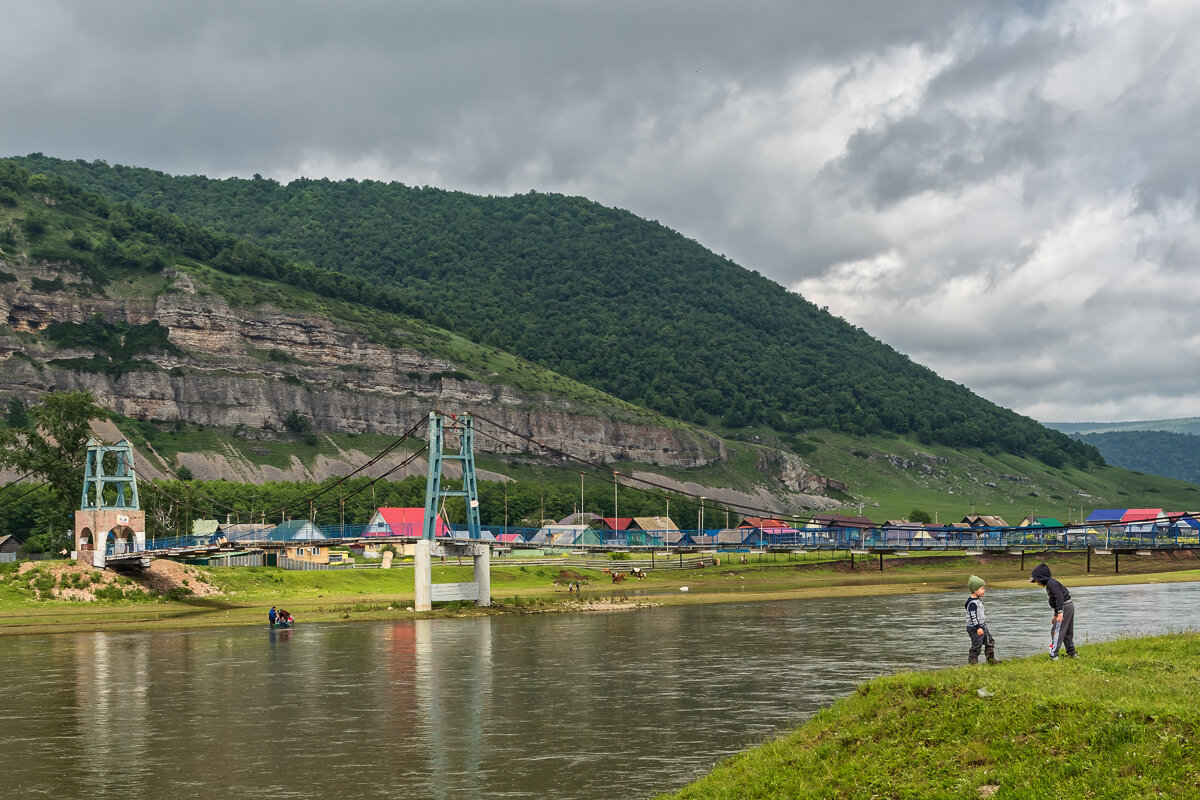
[{"x1": 132, "y1": 520, "x2": 1200, "y2": 556}]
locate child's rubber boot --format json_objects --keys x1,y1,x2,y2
[
  {"x1": 968, "y1": 654, "x2": 979, "y2": 665},
  {"x1": 985, "y1": 644, "x2": 1001, "y2": 664}
]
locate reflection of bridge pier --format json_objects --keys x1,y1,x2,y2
[
  {"x1": 73, "y1": 632, "x2": 151, "y2": 777},
  {"x1": 414, "y1": 616, "x2": 493, "y2": 799}
]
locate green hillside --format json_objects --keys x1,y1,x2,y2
[
  {"x1": 6, "y1": 159, "x2": 1200, "y2": 552},
  {"x1": 5, "y1": 155, "x2": 1100, "y2": 469},
  {"x1": 1069, "y1": 429, "x2": 1200, "y2": 485}
]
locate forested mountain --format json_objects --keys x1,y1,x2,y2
[
  {"x1": 1070, "y1": 430, "x2": 1200, "y2": 485},
  {"x1": 5, "y1": 155, "x2": 1099, "y2": 468}
]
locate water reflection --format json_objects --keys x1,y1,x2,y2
[{"x1": 2, "y1": 581, "x2": 1199, "y2": 799}]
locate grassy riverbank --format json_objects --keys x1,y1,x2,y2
[
  {"x1": 2, "y1": 549, "x2": 1200, "y2": 635},
  {"x1": 657, "y1": 632, "x2": 1200, "y2": 799}
]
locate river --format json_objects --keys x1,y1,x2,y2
[{"x1": 3, "y1": 580, "x2": 1198, "y2": 799}]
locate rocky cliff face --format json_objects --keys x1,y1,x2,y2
[
  {"x1": 0, "y1": 261, "x2": 842, "y2": 503},
  {"x1": 0, "y1": 264, "x2": 726, "y2": 468}
]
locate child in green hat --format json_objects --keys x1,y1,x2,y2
[{"x1": 965, "y1": 575, "x2": 999, "y2": 665}]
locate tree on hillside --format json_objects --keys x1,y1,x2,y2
[
  {"x1": 909, "y1": 508, "x2": 933, "y2": 524},
  {"x1": 0, "y1": 391, "x2": 106, "y2": 550}
]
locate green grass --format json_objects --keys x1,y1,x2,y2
[
  {"x1": 4, "y1": 553, "x2": 1199, "y2": 638},
  {"x1": 658, "y1": 633, "x2": 1200, "y2": 799}
]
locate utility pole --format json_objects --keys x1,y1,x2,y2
[{"x1": 613, "y1": 472, "x2": 619, "y2": 523}]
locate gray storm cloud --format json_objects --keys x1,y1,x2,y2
[{"x1": 2, "y1": 0, "x2": 1198, "y2": 422}]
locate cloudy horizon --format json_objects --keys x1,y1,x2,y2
[{"x1": 3, "y1": 0, "x2": 1199, "y2": 424}]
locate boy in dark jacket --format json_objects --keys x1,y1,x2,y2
[
  {"x1": 1030, "y1": 562, "x2": 1077, "y2": 659},
  {"x1": 965, "y1": 575, "x2": 998, "y2": 665}
]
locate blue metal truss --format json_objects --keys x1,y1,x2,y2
[
  {"x1": 422, "y1": 412, "x2": 482, "y2": 540},
  {"x1": 80, "y1": 438, "x2": 141, "y2": 511}
]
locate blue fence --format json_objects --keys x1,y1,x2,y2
[{"x1": 128, "y1": 521, "x2": 1200, "y2": 556}]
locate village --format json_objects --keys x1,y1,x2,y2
[{"x1": 131, "y1": 505, "x2": 1200, "y2": 571}]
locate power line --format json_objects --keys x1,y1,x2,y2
[
  {"x1": 0, "y1": 481, "x2": 48, "y2": 510},
  {"x1": 470, "y1": 412, "x2": 814, "y2": 525}
]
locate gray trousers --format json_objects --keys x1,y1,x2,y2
[{"x1": 1049, "y1": 600, "x2": 1076, "y2": 657}]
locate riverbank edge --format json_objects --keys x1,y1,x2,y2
[
  {"x1": 3, "y1": 553, "x2": 1200, "y2": 636},
  {"x1": 654, "y1": 631, "x2": 1200, "y2": 799}
]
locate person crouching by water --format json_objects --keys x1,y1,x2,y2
[
  {"x1": 269, "y1": 606, "x2": 278, "y2": 628},
  {"x1": 1030, "y1": 562, "x2": 1077, "y2": 660},
  {"x1": 965, "y1": 575, "x2": 999, "y2": 665}
]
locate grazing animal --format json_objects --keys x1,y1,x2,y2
[{"x1": 611, "y1": 571, "x2": 627, "y2": 584}]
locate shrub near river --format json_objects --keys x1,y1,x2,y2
[
  {"x1": 0, "y1": 560, "x2": 216, "y2": 602},
  {"x1": 660, "y1": 633, "x2": 1200, "y2": 799}
]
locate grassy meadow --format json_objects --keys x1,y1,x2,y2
[
  {"x1": 2, "y1": 549, "x2": 1199, "y2": 636},
  {"x1": 658, "y1": 633, "x2": 1200, "y2": 799}
]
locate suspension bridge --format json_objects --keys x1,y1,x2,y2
[{"x1": 43, "y1": 409, "x2": 1200, "y2": 584}]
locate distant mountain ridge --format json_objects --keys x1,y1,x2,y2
[
  {"x1": 1046, "y1": 418, "x2": 1200, "y2": 436},
  {"x1": 1059, "y1": 428, "x2": 1200, "y2": 485},
  {"x1": 6, "y1": 154, "x2": 1099, "y2": 469}
]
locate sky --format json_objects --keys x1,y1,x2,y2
[{"x1": 3, "y1": 0, "x2": 1199, "y2": 423}]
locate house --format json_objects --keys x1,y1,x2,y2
[
  {"x1": 738, "y1": 517, "x2": 793, "y2": 535},
  {"x1": 805, "y1": 514, "x2": 874, "y2": 541},
  {"x1": 0, "y1": 534, "x2": 20, "y2": 555},
  {"x1": 269, "y1": 542, "x2": 338, "y2": 565},
  {"x1": 530, "y1": 524, "x2": 600, "y2": 547},
  {"x1": 363, "y1": 508, "x2": 451, "y2": 538},
  {"x1": 1085, "y1": 509, "x2": 1126, "y2": 525},
  {"x1": 1121, "y1": 508, "x2": 1167, "y2": 536},
  {"x1": 191, "y1": 519, "x2": 220, "y2": 539},
  {"x1": 1018, "y1": 516, "x2": 1064, "y2": 529},
  {"x1": 961, "y1": 515, "x2": 1009, "y2": 529},
  {"x1": 806, "y1": 513, "x2": 871, "y2": 529},
  {"x1": 630, "y1": 515, "x2": 681, "y2": 546},
  {"x1": 1169, "y1": 513, "x2": 1200, "y2": 541},
  {"x1": 349, "y1": 541, "x2": 384, "y2": 559},
  {"x1": 557, "y1": 512, "x2": 603, "y2": 526},
  {"x1": 268, "y1": 519, "x2": 325, "y2": 541},
  {"x1": 213, "y1": 522, "x2": 275, "y2": 544},
  {"x1": 882, "y1": 521, "x2": 932, "y2": 544},
  {"x1": 715, "y1": 528, "x2": 750, "y2": 546}
]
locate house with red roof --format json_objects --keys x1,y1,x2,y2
[
  {"x1": 363, "y1": 507, "x2": 451, "y2": 538},
  {"x1": 1121, "y1": 508, "x2": 1166, "y2": 535},
  {"x1": 737, "y1": 517, "x2": 793, "y2": 534}
]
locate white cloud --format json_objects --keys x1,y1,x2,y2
[{"x1": 2, "y1": 0, "x2": 1199, "y2": 423}]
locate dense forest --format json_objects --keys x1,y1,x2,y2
[
  {"x1": 1072, "y1": 430, "x2": 1200, "y2": 485},
  {"x1": 3, "y1": 156, "x2": 1100, "y2": 468}
]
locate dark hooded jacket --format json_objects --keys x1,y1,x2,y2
[{"x1": 1030, "y1": 562, "x2": 1071, "y2": 613}]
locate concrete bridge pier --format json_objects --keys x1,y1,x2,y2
[
  {"x1": 473, "y1": 543, "x2": 491, "y2": 607},
  {"x1": 415, "y1": 539, "x2": 432, "y2": 612}
]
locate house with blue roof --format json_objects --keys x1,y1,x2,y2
[
  {"x1": 269, "y1": 520, "x2": 325, "y2": 541},
  {"x1": 1085, "y1": 509, "x2": 1127, "y2": 524}
]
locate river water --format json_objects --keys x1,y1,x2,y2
[{"x1": 3, "y1": 581, "x2": 1198, "y2": 799}]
